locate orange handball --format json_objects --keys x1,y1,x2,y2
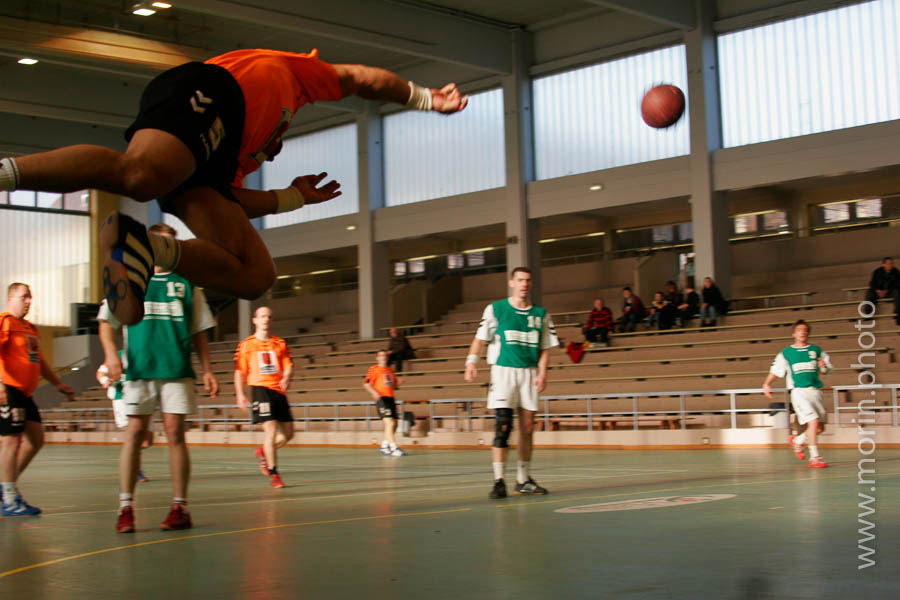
[{"x1": 641, "y1": 84, "x2": 685, "y2": 128}]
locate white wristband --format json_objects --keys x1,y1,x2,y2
[
  {"x1": 273, "y1": 186, "x2": 305, "y2": 214},
  {"x1": 465, "y1": 354, "x2": 480, "y2": 366},
  {"x1": 406, "y1": 82, "x2": 433, "y2": 111}
]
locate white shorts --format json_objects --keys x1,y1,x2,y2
[
  {"x1": 487, "y1": 365, "x2": 538, "y2": 412},
  {"x1": 122, "y1": 379, "x2": 196, "y2": 416},
  {"x1": 790, "y1": 388, "x2": 826, "y2": 425}
]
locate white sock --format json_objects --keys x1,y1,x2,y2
[
  {"x1": 119, "y1": 493, "x2": 133, "y2": 509},
  {"x1": 174, "y1": 497, "x2": 188, "y2": 505},
  {"x1": 389, "y1": 442, "x2": 398, "y2": 451},
  {"x1": 517, "y1": 461, "x2": 530, "y2": 484},
  {"x1": 380, "y1": 440, "x2": 389, "y2": 449},
  {"x1": 492, "y1": 462, "x2": 505, "y2": 481},
  {"x1": 0, "y1": 157, "x2": 20, "y2": 190},
  {"x1": 794, "y1": 433, "x2": 807, "y2": 445},
  {"x1": 148, "y1": 233, "x2": 182, "y2": 271},
  {"x1": 2, "y1": 482, "x2": 18, "y2": 504},
  {"x1": 808, "y1": 445, "x2": 820, "y2": 458}
]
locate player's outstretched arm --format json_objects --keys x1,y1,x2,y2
[
  {"x1": 331, "y1": 64, "x2": 469, "y2": 114},
  {"x1": 98, "y1": 320, "x2": 123, "y2": 383}
]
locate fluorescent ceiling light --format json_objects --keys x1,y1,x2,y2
[
  {"x1": 152, "y1": 1, "x2": 173, "y2": 8},
  {"x1": 17, "y1": 58, "x2": 38, "y2": 65}
]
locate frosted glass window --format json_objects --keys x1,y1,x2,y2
[
  {"x1": 856, "y1": 199, "x2": 882, "y2": 218},
  {"x1": 678, "y1": 223, "x2": 694, "y2": 241},
  {"x1": 466, "y1": 252, "x2": 485, "y2": 267},
  {"x1": 447, "y1": 254, "x2": 464, "y2": 269},
  {"x1": 37, "y1": 192, "x2": 63, "y2": 209},
  {"x1": 534, "y1": 45, "x2": 689, "y2": 180},
  {"x1": 393, "y1": 262, "x2": 407, "y2": 277},
  {"x1": 9, "y1": 191, "x2": 34, "y2": 207},
  {"x1": 408, "y1": 260, "x2": 425, "y2": 274},
  {"x1": 652, "y1": 226, "x2": 674, "y2": 243},
  {"x1": 733, "y1": 215, "x2": 758, "y2": 234},
  {"x1": 0, "y1": 210, "x2": 89, "y2": 326},
  {"x1": 823, "y1": 203, "x2": 851, "y2": 223},
  {"x1": 262, "y1": 123, "x2": 359, "y2": 228},
  {"x1": 763, "y1": 211, "x2": 789, "y2": 230},
  {"x1": 719, "y1": 0, "x2": 900, "y2": 147},
  {"x1": 384, "y1": 88, "x2": 504, "y2": 206}
]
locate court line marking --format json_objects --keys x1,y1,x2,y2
[
  {"x1": 38, "y1": 470, "x2": 687, "y2": 517},
  {"x1": 0, "y1": 506, "x2": 470, "y2": 580},
  {"x1": 496, "y1": 472, "x2": 862, "y2": 509}
]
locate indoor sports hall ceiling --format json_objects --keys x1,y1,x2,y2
[{"x1": 0, "y1": 0, "x2": 834, "y2": 156}]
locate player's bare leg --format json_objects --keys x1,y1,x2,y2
[
  {"x1": 806, "y1": 418, "x2": 827, "y2": 468},
  {"x1": 119, "y1": 415, "x2": 152, "y2": 494},
  {"x1": 15, "y1": 421, "x2": 44, "y2": 476},
  {"x1": 514, "y1": 409, "x2": 547, "y2": 495},
  {"x1": 162, "y1": 413, "x2": 190, "y2": 499}
]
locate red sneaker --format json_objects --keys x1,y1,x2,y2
[
  {"x1": 254, "y1": 447, "x2": 269, "y2": 476},
  {"x1": 160, "y1": 502, "x2": 192, "y2": 530},
  {"x1": 270, "y1": 473, "x2": 284, "y2": 489},
  {"x1": 116, "y1": 505, "x2": 135, "y2": 533},
  {"x1": 789, "y1": 436, "x2": 805, "y2": 460},
  {"x1": 808, "y1": 456, "x2": 828, "y2": 469}
]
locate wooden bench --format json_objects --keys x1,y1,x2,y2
[
  {"x1": 730, "y1": 291, "x2": 816, "y2": 308},
  {"x1": 545, "y1": 415, "x2": 704, "y2": 431},
  {"x1": 842, "y1": 286, "x2": 868, "y2": 300}
]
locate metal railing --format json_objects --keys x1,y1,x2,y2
[{"x1": 45, "y1": 384, "x2": 900, "y2": 434}]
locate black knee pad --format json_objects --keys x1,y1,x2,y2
[{"x1": 493, "y1": 408, "x2": 514, "y2": 448}]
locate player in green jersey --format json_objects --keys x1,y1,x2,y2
[
  {"x1": 98, "y1": 223, "x2": 218, "y2": 533},
  {"x1": 763, "y1": 320, "x2": 832, "y2": 468},
  {"x1": 464, "y1": 267, "x2": 559, "y2": 499}
]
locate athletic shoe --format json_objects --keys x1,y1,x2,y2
[
  {"x1": 378, "y1": 446, "x2": 391, "y2": 455},
  {"x1": 808, "y1": 457, "x2": 828, "y2": 469},
  {"x1": 116, "y1": 505, "x2": 135, "y2": 533},
  {"x1": 100, "y1": 212, "x2": 153, "y2": 325},
  {"x1": 789, "y1": 436, "x2": 806, "y2": 460},
  {"x1": 270, "y1": 473, "x2": 285, "y2": 489},
  {"x1": 489, "y1": 479, "x2": 507, "y2": 500},
  {"x1": 160, "y1": 502, "x2": 192, "y2": 530},
  {"x1": 515, "y1": 478, "x2": 549, "y2": 495},
  {"x1": 389, "y1": 448, "x2": 407, "y2": 457},
  {"x1": 137, "y1": 470, "x2": 149, "y2": 483},
  {"x1": 254, "y1": 447, "x2": 269, "y2": 475},
  {"x1": 2, "y1": 496, "x2": 41, "y2": 516}
]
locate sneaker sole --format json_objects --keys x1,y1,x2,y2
[
  {"x1": 160, "y1": 522, "x2": 193, "y2": 531},
  {"x1": 100, "y1": 212, "x2": 144, "y2": 326}
]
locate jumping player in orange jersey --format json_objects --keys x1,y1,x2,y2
[
  {"x1": 235, "y1": 306, "x2": 294, "y2": 488},
  {"x1": 0, "y1": 49, "x2": 469, "y2": 326},
  {"x1": 0, "y1": 283, "x2": 75, "y2": 516}
]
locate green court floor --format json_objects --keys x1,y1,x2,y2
[{"x1": 0, "y1": 445, "x2": 896, "y2": 599}]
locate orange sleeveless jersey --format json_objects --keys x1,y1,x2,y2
[
  {"x1": 205, "y1": 49, "x2": 343, "y2": 183},
  {"x1": 364, "y1": 365, "x2": 397, "y2": 398},
  {"x1": 234, "y1": 335, "x2": 293, "y2": 392},
  {"x1": 0, "y1": 312, "x2": 42, "y2": 396}
]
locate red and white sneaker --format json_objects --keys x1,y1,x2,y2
[
  {"x1": 160, "y1": 502, "x2": 192, "y2": 530},
  {"x1": 255, "y1": 447, "x2": 270, "y2": 476},
  {"x1": 116, "y1": 505, "x2": 135, "y2": 533},
  {"x1": 269, "y1": 473, "x2": 285, "y2": 489},
  {"x1": 808, "y1": 456, "x2": 828, "y2": 469},
  {"x1": 789, "y1": 436, "x2": 806, "y2": 460}
]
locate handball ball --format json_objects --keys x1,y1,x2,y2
[{"x1": 641, "y1": 84, "x2": 685, "y2": 128}]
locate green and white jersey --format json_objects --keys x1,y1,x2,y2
[
  {"x1": 769, "y1": 344, "x2": 832, "y2": 389},
  {"x1": 97, "y1": 272, "x2": 215, "y2": 381},
  {"x1": 475, "y1": 299, "x2": 559, "y2": 368}
]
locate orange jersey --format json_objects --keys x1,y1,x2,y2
[
  {"x1": 0, "y1": 312, "x2": 42, "y2": 396},
  {"x1": 205, "y1": 49, "x2": 343, "y2": 182},
  {"x1": 234, "y1": 335, "x2": 293, "y2": 392},
  {"x1": 364, "y1": 365, "x2": 398, "y2": 398}
]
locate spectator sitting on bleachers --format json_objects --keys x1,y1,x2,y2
[
  {"x1": 700, "y1": 276, "x2": 728, "y2": 327},
  {"x1": 386, "y1": 327, "x2": 415, "y2": 373},
  {"x1": 866, "y1": 257, "x2": 900, "y2": 325},
  {"x1": 677, "y1": 285, "x2": 700, "y2": 327},
  {"x1": 583, "y1": 298, "x2": 613, "y2": 347},
  {"x1": 660, "y1": 281, "x2": 682, "y2": 330},
  {"x1": 619, "y1": 287, "x2": 646, "y2": 333},
  {"x1": 647, "y1": 292, "x2": 665, "y2": 330}
]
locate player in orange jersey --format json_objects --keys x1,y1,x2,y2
[
  {"x1": 363, "y1": 350, "x2": 406, "y2": 457},
  {"x1": 0, "y1": 49, "x2": 468, "y2": 327},
  {"x1": 235, "y1": 306, "x2": 294, "y2": 488},
  {"x1": 0, "y1": 283, "x2": 74, "y2": 515}
]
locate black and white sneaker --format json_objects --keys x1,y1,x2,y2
[
  {"x1": 489, "y1": 478, "x2": 507, "y2": 499},
  {"x1": 515, "y1": 478, "x2": 548, "y2": 495},
  {"x1": 100, "y1": 212, "x2": 154, "y2": 325}
]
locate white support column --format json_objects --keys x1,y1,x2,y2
[
  {"x1": 502, "y1": 30, "x2": 541, "y2": 302},
  {"x1": 238, "y1": 299, "x2": 251, "y2": 340},
  {"x1": 357, "y1": 103, "x2": 390, "y2": 339},
  {"x1": 686, "y1": 0, "x2": 731, "y2": 297}
]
